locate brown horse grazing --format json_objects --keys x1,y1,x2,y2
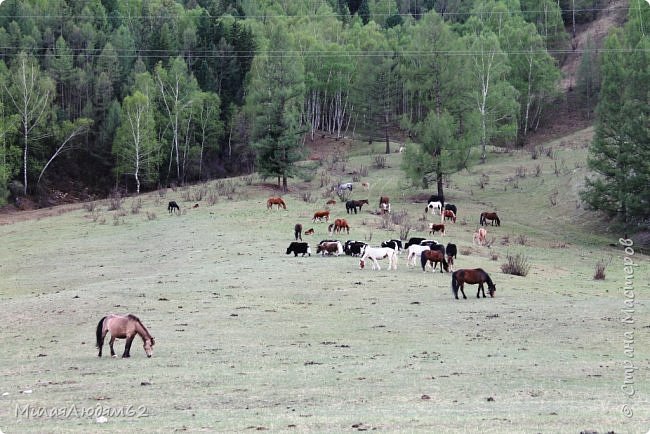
[
  {"x1": 313, "y1": 210, "x2": 330, "y2": 222},
  {"x1": 267, "y1": 197, "x2": 286, "y2": 210},
  {"x1": 294, "y1": 223, "x2": 302, "y2": 241},
  {"x1": 480, "y1": 211, "x2": 500, "y2": 226},
  {"x1": 442, "y1": 209, "x2": 456, "y2": 223},
  {"x1": 329, "y1": 218, "x2": 350, "y2": 235},
  {"x1": 420, "y1": 249, "x2": 449, "y2": 273},
  {"x1": 96, "y1": 314, "x2": 155, "y2": 358},
  {"x1": 451, "y1": 268, "x2": 496, "y2": 299}
]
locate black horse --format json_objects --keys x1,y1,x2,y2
[
  {"x1": 168, "y1": 201, "x2": 180, "y2": 214},
  {"x1": 346, "y1": 199, "x2": 369, "y2": 214},
  {"x1": 451, "y1": 268, "x2": 496, "y2": 299}
]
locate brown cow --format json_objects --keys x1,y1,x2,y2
[
  {"x1": 429, "y1": 223, "x2": 446, "y2": 236},
  {"x1": 312, "y1": 210, "x2": 330, "y2": 222}
]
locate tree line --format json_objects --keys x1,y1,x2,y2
[{"x1": 0, "y1": 0, "x2": 638, "y2": 223}]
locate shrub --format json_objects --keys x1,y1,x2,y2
[
  {"x1": 373, "y1": 155, "x2": 386, "y2": 169},
  {"x1": 594, "y1": 259, "x2": 610, "y2": 280},
  {"x1": 131, "y1": 198, "x2": 142, "y2": 214},
  {"x1": 501, "y1": 253, "x2": 531, "y2": 276},
  {"x1": 146, "y1": 211, "x2": 157, "y2": 221}
]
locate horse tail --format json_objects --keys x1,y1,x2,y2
[
  {"x1": 96, "y1": 316, "x2": 106, "y2": 348},
  {"x1": 451, "y1": 272, "x2": 459, "y2": 298},
  {"x1": 420, "y1": 251, "x2": 427, "y2": 271}
]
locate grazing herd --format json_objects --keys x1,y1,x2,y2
[{"x1": 263, "y1": 188, "x2": 501, "y2": 300}]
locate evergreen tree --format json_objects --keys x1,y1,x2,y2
[
  {"x1": 245, "y1": 23, "x2": 305, "y2": 191},
  {"x1": 581, "y1": 8, "x2": 650, "y2": 223}
]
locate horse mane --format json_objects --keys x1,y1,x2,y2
[
  {"x1": 127, "y1": 314, "x2": 152, "y2": 339},
  {"x1": 477, "y1": 268, "x2": 494, "y2": 287}
]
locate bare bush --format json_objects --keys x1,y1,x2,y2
[
  {"x1": 131, "y1": 198, "x2": 143, "y2": 214},
  {"x1": 478, "y1": 173, "x2": 489, "y2": 189},
  {"x1": 146, "y1": 211, "x2": 157, "y2": 221},
  {"x1": 501, "y1": 234, "x2": 511, "y2": 246},
  {"x1": 83, "y1": 201, "x2": 97, "y2": 212},
  {"x1": 549, "y1": 189, "x2": 559, "y2": 206},
  {"x1": 336, "y1": 189, "x2": 351, "y2": 202},
  {"x1": 534, "y1": 164, "x2": 542, "y2": 177},
  {"x1": 594, "y1": 258, "x2": 611, "y2": 280},
  {"x1": 460, "y1": 247, "x2": 472, "y2": 256},
  {"x1": 180, "y1": 189, "x2": 191, "y2": 201},
  {"x1": 215, "y1": 180, "x2": 236, "y2": 199},
  {"x1": 501, "y1": 253, "x2": 531, "y2": 276},
  {"x1": 390, "y1": 210, "x2": 409, "y2": 226},
  {"x1": 378, "y1": 214, "x2": 394, "y2": 230},
  {"x1": 399, "y1": 225, "x2": 411, "y2": 241},
  {"x1": 301, "y1": 192, "x2": 312, "y2": 203},
  {"x1": 530, "y1": 147, "x2": 539, "y2": 160},
  {"x1": 551, "y1": 240, "x2": 568, "y2": 248},
  {"x1": 192, "y1": 186, "x2": 207, "y2": 202},
  {"x1": 516, "y1": 234, "x2": 529, "y2": 246},
  {"x1": 206, "y1": 192, "x2": 219, "y2": 206},
  {"x1": 373, "y1": 155, "x2": 386, "y2": 169},
  {"x1": 490, "y1": 251, "x2": 499, "y2": 261},
  {"x1": 515, "y1": 166, "x2": 527, "y2": 178},
  {"x1": 242, "y1": 174, "x2": 255, "y2": 185},
  {"x1": 108, "y1": 191, "x2": 123, "y2": 211},
  {"x1": 320, "y1": 172, "x2": 331, "y2": 188},
  {"x1": 357, "y1": 165, "x2": 368, "y2": 177}
]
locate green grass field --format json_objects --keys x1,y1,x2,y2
[{"x1": 0, "y1": 128, "x2": 648, "y2": 433}]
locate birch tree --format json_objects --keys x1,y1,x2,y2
[
  {"x1": 3, "y1": 52, "x2": 54, "y2": 195},
  {"x1": 465, "y1": 30, "x2": 518, "y2": 162},
  {"x1": 113, "y1": 91, "x2": 159, "y2": 194},
  {"x1": 155, "y1": 57, "x2": 199, "y2": 184}
]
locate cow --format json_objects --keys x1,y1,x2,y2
[
  {"x1": 404, "y1": 237, "x2": 427, "y2": 249},
  {"x1": 286, "y1": 242, "x2": 311, "y2": 257},
  {"x1": 381, "y1": 239, "x2": 403, "y2": 255},
  {"x1": 317, "y1": 241, "x2": 344, "y2": 256},
  {"x1": 312, "y1": 210, "x2": 330, "y2": 222},
  {"x1": 344, "y1": 240, "x2": 367, "y2": 257},
  {"x1": 429, "y1": 223, "x2": 446, "y2": 236}
]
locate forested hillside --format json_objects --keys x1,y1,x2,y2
[{"x1": 0, "y1": 0, "x2": 644, "y2": 223}]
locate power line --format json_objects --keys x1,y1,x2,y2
[
  {"x1": 1, "y1": 47, "x2": 646, "y2": 59},
  {"x1": 0, "y1": 5, "x2": 630, "y2": 21}
]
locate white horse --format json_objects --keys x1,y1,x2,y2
[
  {"x1": 407, "y1": 245, "x2": 432, "y2": 267},
  {"x1": 426, "y1": 201, "x2": 443, "y2": 215},
  {"x1": 359, "y1": 246, "x2": 397, "y2": 271}
]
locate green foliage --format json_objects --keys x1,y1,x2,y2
[
  {"x1": 582, "y1": 6, "x2": 650, "y2": 223},
  {"x1": 245, "y1": 21, "x2": 306, "y2": 191}
]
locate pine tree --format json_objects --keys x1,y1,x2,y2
[
  {"x1": 581, "y1": 11, "x2": 650, "y2": 223},
  {"x1": 245, "y1": 23, "x2": 305, "y2": 191}
]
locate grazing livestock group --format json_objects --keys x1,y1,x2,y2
[{"x1": 276, "y1": 190, "x2": 499, "y2": 299}]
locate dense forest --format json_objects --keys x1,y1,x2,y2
[{"x1": 0, "y1": 0, "x2": 646, "y2": 222}]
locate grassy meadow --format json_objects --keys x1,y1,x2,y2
[{"x1": 0, "y1": 128, "x2": 648, "y2": 433}]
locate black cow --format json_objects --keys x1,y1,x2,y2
[
  {"x1": 344, "y1": 240, "x2": 367, "y2": 257},
  {"x1": 168, "y1": 201, "x2": 180, "y2": 214},
  {"x1": 404, "y1": 237, "x2": 427, "y2": 249},
  {"x1": 381, "y1": 239, "x2": 403, "y2": 254},
  {"x1": 286, "y1": 242, "x2": 311, "y2": 257},
  {"x1": 419, "y1": 239, "x2": 439, "y2": 248}
]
